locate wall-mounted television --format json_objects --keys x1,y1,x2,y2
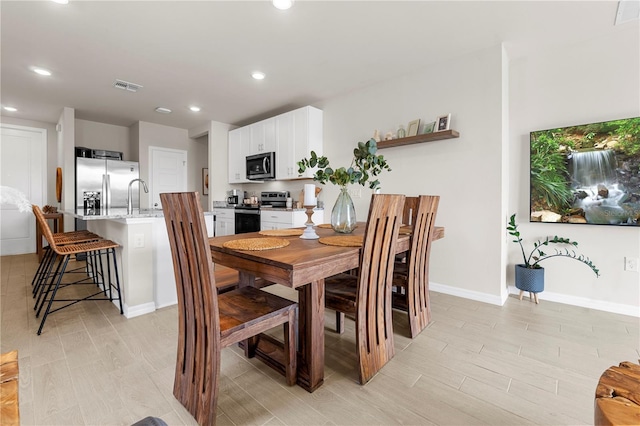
[{"x1": 530, "y1": 117, "x2": 640, "y2": 226}]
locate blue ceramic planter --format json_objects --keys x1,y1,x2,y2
[{"x1": 514, "y1": 264, "x2": 544, "y2": 293}]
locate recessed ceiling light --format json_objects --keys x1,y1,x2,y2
[
  {"x1": 3, "y1": 106, "x2": 17, "y2": 112},
  {"x1": 251, "y1": 71, "x2": 266, "y2": 80},
  {"x1": 273, "y1": 0, "x2": 293, "y2": 10},
  {"x1": 51, "y1": 0, "x2": 69, "y2": 4},
  {"x1": 155, "y1": 107, "x2": 172, "y2": 114},
  {"x1": 32, "y1": 67, "x2": 52, "y2": 76},
  {"x1": 189, "y1": 106, "x2": 201, "y2": 112}
]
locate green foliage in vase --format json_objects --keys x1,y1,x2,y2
[
  {"x1": 507, "y1": 214, "x2": 600, "y2": 276},
  {"x1": 530, "y1": 130, "x2": 574, "y2": 211},
  {"x1": 297, "y1": 138, "x2": 391, "y2": 190}
]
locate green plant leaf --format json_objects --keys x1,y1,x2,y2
[
  {"x1": 507, "y1": 213, "x2": 600, "y2": 276},
  {"x1": 297, "y1": 138, "x2": 391, "y2": 190}
]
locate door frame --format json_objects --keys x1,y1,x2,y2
[{"x1": 0, "y1": 123, "x2": 47, "y2": 254}]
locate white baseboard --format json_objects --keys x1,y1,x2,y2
[
  {"x1": 430, "y1": 282, "x2": 504, "y2": 306},
  {"x1": 123, "y1": 302, "x2": 157, "y2": 318},
  {"x1": 155, "y1": 300, "x2": 177, "y2": 310},
  {"x1": 507, "y1": 285, "x2": 640, "y2": 318},
  {"x1": 430, "y1": 281, "x2": 640, "y2": 318}
]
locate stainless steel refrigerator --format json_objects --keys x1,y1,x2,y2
[{"x1": 75, "y1": 157, "x2": 140, "y2": 211}]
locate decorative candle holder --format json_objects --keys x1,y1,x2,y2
[{"x1": 300, "y1": 205, "x2": 319, "y2": 239}]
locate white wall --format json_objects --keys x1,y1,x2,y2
[
  {"x1": 75, "y1": 119, "x2": 131, "y2": 160},
  {"x1": 508, "y1": 25, "x2": 640, "y2": 314},
  {"x1": 59, "y1": 107, "x2": 75, "y2": 230},
  {"x1": 194, "y1": 134, "x2": 208, "y2": 210},
  {"x1": 206, "y1": 120, "x2": 235, "y2": 208}
]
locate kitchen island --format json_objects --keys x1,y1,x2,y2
[{"x1": 64, "y1": 208, "x2": 214, "y2": 318}]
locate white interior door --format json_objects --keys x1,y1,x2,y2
[
  {"x1": 149, "y1": 147, "x2": 187, "y2": 209},
  {"x1": 1, "y1": 125, "x2": 46, "y2": 255}
]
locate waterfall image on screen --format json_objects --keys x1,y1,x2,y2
[{"x1": 530, "y1": 117, "x2": 640, "y2": 226}]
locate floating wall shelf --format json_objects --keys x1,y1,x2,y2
[{"x1": 377, "y1": 129, "x2": 460, "y2": 149}]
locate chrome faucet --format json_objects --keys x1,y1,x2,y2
[{"x1": 127, "y1": 178, "x2": 148, "y2": 214}]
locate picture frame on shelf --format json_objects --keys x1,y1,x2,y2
[
  {"x1": 435, "y1": 113, "x2": 451, "y2": 132},
  {"x1": 407, "y1": 119, "x2": 421, "y2": 137},
  {"x1": 202, "y1": 168, "x2": 209, "y2": 195},
  {"x1": 420, "y1": 121, "x2": 435, "y2": 134}
]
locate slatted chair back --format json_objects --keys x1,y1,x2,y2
[
  {"x1": 405, "y1": 195, "x2": 439, "y2": 336},
  {"x1": 160, "y1": 192, "x2": 219, "y2": 426},
  {"x1": 355, "y1": 193, "x2": 405, "y2": 384},
  {"x1": 402, "y1": 196, "x2": 419, "y2": 227},
  {"x1": 32, "y1": 205, "x2": 58, "y2": 252}
]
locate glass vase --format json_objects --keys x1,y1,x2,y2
[{"x1": 331, "y1": 186, "x2": 357, "y2": 233}]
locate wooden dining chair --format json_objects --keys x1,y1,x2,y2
[
  {"x1": 160, "y1": 192, "x2": 297, "y2": 426},
  {"x1": 394, "y1": 196, "x2": 420, "y2": 264},
  {"x1": 392, "y1": 195, "x2": 440, "y2": 338},
  {"x1": 324, "y1": 193, "x2": 405, "y2": 384}
]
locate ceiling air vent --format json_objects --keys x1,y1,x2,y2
[{"x1": 113, "y1": 79, "x2": 143, "y2": 92}]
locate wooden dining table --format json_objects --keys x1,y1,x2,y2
[{"x1": 209, "y1": 224, "x2": 444, "y2": 392}]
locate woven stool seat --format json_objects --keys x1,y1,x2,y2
[
  {"x1": 51, "y1": 239, "x2": 119, "y2": 255},
  {"x1": 52, "y1": 230, "x2": 101, "y2": 245}
]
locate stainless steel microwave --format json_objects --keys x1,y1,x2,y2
[{"x1": 246, "y1": 152, "x2": 275, "y2": 180}]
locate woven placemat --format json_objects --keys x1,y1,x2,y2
[
  {"x1": 223, "y1": 237, "x2": 290, "y2": 251},
  {"x1": 318, "y1": 235, "x2": 363, "y2": 247},
  {"x1": 258, "y1": 229, "x2": 304, "y2": 237}
]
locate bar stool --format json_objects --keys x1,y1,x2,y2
[
  {"x1": 32, "y1": 205, "x2": 124, "y2": 335},
  {"x1": 31, "y1": 206, "x2": 102, "y2": 297}
]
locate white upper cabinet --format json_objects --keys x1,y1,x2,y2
[
  {"x1": 275, "y1": 111, "x2": 294, "y2": 179},
  {"x1": 249, "y1": 117, "x2": 277, "y2": 155},
  {"x1": 228, "y1": 106, "x2": 323, "y2": 182},
  {"x1": 276, "y1": 106, "x2": 323, "y2": 180},
  {"x1": 228, "y1": 127, "x2": 251, "y2": 184}
]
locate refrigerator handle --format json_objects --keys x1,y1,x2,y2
[{"x1": 103, "y1": 174, "x2": 109, "y2": 209}]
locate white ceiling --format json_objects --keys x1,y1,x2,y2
[{"x1": 0, "y1": 1, "x2": 634, "y2": 130}]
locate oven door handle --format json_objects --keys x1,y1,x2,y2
[{"x1": 235, "y1": 209, "x2": 260, "y2": 215}]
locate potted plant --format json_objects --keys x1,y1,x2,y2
[
  {"x1": 507, "y1": 213, "x2": 600, "y2": 301},
  {"x1": 297, "y1": 138, "x2": 391, "y2": 233}
]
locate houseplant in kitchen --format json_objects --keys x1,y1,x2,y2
[
  {"x1": 507, "y1": 213, "x2": 600, "y2": 302},
  {"x1": 297, "y1": 138, "x2": 391, "y2": 233}
]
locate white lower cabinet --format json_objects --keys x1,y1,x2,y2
[
  {"x1": 213, "y1": 208, "x2": 235, "y2": 236},
  {"x1": 260, "y1": 209, "x2": 324, "y2": 230}
]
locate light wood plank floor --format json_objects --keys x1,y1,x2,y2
[{"x1": 2, "y1": 253, "x2": 638, "y2": 425}]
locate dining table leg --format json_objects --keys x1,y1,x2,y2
[{"x1": 296, "y1": 278, "x2": 325, "y2": 392}]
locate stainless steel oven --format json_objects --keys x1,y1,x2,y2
[{"x1": 235, "y1": 205, "x2": 260, "y2": 234}]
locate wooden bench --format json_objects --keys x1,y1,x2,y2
[
  {"x1": 595, "y1": 361, "x2": 640, "y2": 425},
  {"x1": 0, "y1": 350, "x2": 20, "y2": 425}
]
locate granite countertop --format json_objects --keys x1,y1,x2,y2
[
  {"x1": 261, "y1": 207, "x2": 323, "y2": 212},
  {"x1": 211, "y1": 201, "x2": 323, "y2": 212},
  {"x1": 65, "y1": 208, "x2": 213, "y2": 220}
]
